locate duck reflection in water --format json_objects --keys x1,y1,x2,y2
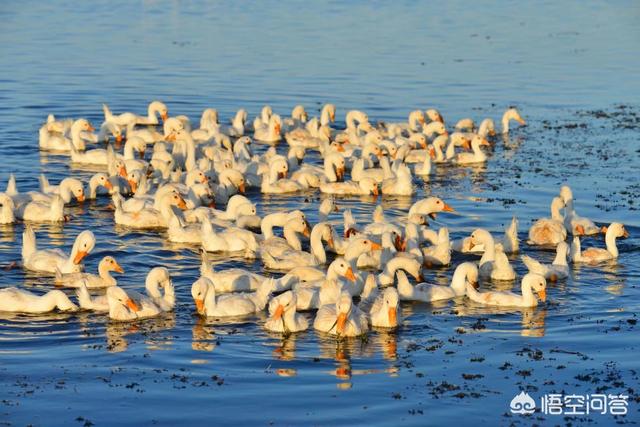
[
  {"x1": 105, "y1": 312, "x2": 175, "y2": 353},
  {"x1": 191, "y1": 316, "x2": 218, "y2": 352}
]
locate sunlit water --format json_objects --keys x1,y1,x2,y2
[{"x1": 1, "y1": 1, "x2": 639, "y2": 425}]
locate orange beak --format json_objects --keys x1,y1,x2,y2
[
  {"x1": 126, "y1": 298, "x2": 140, "y2": 312},
  {"x1": 480, "y1": 139, "x2": 490, "y2": 147},
  {"x1": 302, "y1": 226, "x2": 311, "y2": 238},
  {"x1": 548, "y1": 273, "x2": 558, "y2": 283},
  {"x1": 238, "y1": 183, "x2": 246, "y2": 193},
  {"x1": 274, "y1": 124, "x2": 281, "y2": 134},
  {"x1": 623, "y1": 229, "x2": 629, "y2": 238},
  {"x1": 177, "y1": 198, "x2": 187, "y2": 210},
  {"x1": 470, "y1": 280, "x2": 479, "y2": 290},
  {"x1": 330, "y1": 112, "x2": 335, "y2": 121},
  {"x1": 336, "y1": 312, "x2": 348, "y2": 334},
  {"x1": 370, "y1": 241, "x2": 382, "y2": 251},
  {"x1": 104, "y1": 180, "x2": 114, "y2": 191},
  {"x1": 442, "y1": 203, "x2": 455, "y2": 212},
  {"x1": 195, "y1": 298, "x2": 205, "y2": 314},
  {"x1": 138, "y1": 147, "x2": 146, "y2": 158},
  {"x1": 128, "y1": 180, "x2": 138, "y2": 193},
  {"x1": 336, "y1": 167, "x2": 345, "y2": 182},
  {"x1": 443, "y1": 130, "x2": 449, "y2": 136},
  {"x1": 278, "y1": 171, "x2": 288, "y2": 179},
  {"x1": 118, "y1": 165, "x2": 127, "y2": 178},
  {"x1": 429, "y1": 147, "x2": 436, "y2": 160},
  {"x1": 345, "y1": 267, "x2": 356, "y2": 282},
  {"x1": 419, "y1": 140, "x2": 427, "y2": 149},
  {"x1": 73, "y1": 250, "x2": 88, "y2": 265},
  {"x1": 166, "y1": 132, "x2": 176, "y2": 142},
  {"x1": 116, "y1": 134, "x2": 123, "y2": 143},
  {"x1": 538, "y1": 289, "x2": 546, "y2": 302},
  {"x1": 388, "y1": 307, "x2": 397, "y2": 326},
  {"x1": 113, "y1": 262, "x2": 124, "y2": 274},
  {"x1": 372, "y1": 185, "x2": 379, "y2": 196},
  {"x1": 489, "y1": 129, "x2": 496, "y2": 136},
  {"x1": 575, "y1": 225, "x2": 586, "y2": 236},
  {"x1": 273, "y1": 304, "x2": 284, "y2": 320},
  {"x1": 161, "y1": 112, "x2": 168, "y2": 121},
  {"x1": 76, "y1": 193, "x2": 85, "y2": 202},
  {"x1": 336, "y1": 144, "x2": 345, "y2": 152},
  {"x1": 87, "y1": 125, "x2": 95, "y2": 132},
  {"x1": 517, "y1": 118, "x2": 526, "y2": 125},
  {"x1": 418, "y1": 117, "x2": 425, "y2": 124}
]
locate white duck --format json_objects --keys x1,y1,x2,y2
[
  {"x1": 37, "y1": 175, "x2": 86, "y2": 204},
  {"x1": 87, "y1": 173, "x2": 115, "y2": 199},
  {"x1": 39, "y1": 118, "x2": 93, "y2": 151},
  {"x1": 466, "y1": 273, "x2": 546, "y2": 308},
  {"x1": 199, "y1": 248, "x2": 266, "y2": 293},
  {"x1": 570, "y1": 222, "x2": 628, "y2": 264},
  {"x1": 469, "y1": 229, "x2": 515, "y2": 280},
  {"x1": 22, "y1": 227, "x2": 95, "y2": 274},
  {"x1": 259, "y1": 217, "x2": 312, "y2": 255},
  {"x1": 103, "y1": 101, "x2": 168, "y2": 127},
  {"x1": 320, "y1": 177, "x2": 379, "y2": 196},
  {"x1": 378, "y1": 256, "x2": 424, "y2": 286},
  {"x1": 422, "y1": 227, "x2": 451, "y2": 267},
  {"x1": 16, "y1": 195, "x2": 65, "y2": 223},
  {"x1": 0, "y1": 193, "x2": 15, "y2": 224},
  {"x1": 521, "y1": 242, "x2": 569, "y2": 282},
  {"x1": 381, "y1": 163, "x2": 414, "y2": 196},
  {"x1": 398, "y1": 262, "x2": 478, "y2": 302},
  {"x1": 453, "y1": 216, "x2": 518, "y2": 254},
  {"x1": 261, "y1": 222, "x2": 333, "y2": 270},
  {"x1": 0, "y1": 288, "x2": 78, "y2": 313},
  {"x1": 560, "y1": 185, "x2": 600, "y2": 235},
  {"x1": 292, "y1": 257, "x2": 357, "y2": 310},
  {"x1": 254, "y1": 115, "x2": 281, "y2": 142},
  {"x1": 55, "y1": 256, "x2": 123, "y2": 288},
  {"x1": 264, "y1": 291, "x2": 309, "y2": 333},
  {"x1": 501, "y1": 108, "x2": 526, "y2": 134},
  {"x1": 104, "y1": 286, "x2": 145, "y2": 321},
  {"x1": 368, "y1": 287, "x2": 401, "y2": 329},
  {"x1": 201, "y1": 220, "x2": 258, "y2": 256},
  {"x1": 191, "y1": 277, "x2": 272, "y2": 317},
  {"x1": 408, "y1": 196, "x2": 455, "y2": 219},
  {"x1": 260, "y1": 210, "x2": 306, "y2": 239},
  {"x1": 113, "y1": 192, "x2": 187, "y2": 229},
  {"x1": 528, "y1": 196, "x2": 567, "y2": 245},
  {"x1": 453, "y1": 135, "x2": 490, "y2": 164},
  {"x1": 314, "y1": 291, "x2": 369, "y2": 337}
]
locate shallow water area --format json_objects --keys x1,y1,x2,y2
[{"x1": 1, "y1": 1, "x2": 640, "y2": 426}]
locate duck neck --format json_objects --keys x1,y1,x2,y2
[
  {"x1": 123, "y1": 139, "x2": 136, "y2": 159},
  {"x1": 605, "y1": 230, "x2": 619, "y2": 257},
  {"x1": 450, "y1": 265, "x2": 471, "y2": 294},
  {"x1": 204, "y1": 283, "x2": 217, "y2": 313},
  {"x1": 324, "y1": 158, "x2": 338, "y2": 182},
  {"x1": 479, "y1": 233, "x2": 495, "y2": 265},
  {"x1": 472, "y1": 141, "x2": 486, "y2": 160},
  {"x1": 310, "y1": 225, "x2": 327, "y2": 264},
  {"x1": 521, "y1": 280, "x2": 536, "y2": 306},
  {"x1": 552, "y1": 247, "x2": 568, "y2": 266},
  {"x1": 283, "y1": 226, "x2": 302, "y2": 251}
]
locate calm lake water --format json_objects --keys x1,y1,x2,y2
[{"x1": 1, "y1": 1, "x2": 639, "y2": 425}]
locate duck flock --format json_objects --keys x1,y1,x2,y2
[{"x1": 0, "y1": 101, "x2": 631, "y2": 337}]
